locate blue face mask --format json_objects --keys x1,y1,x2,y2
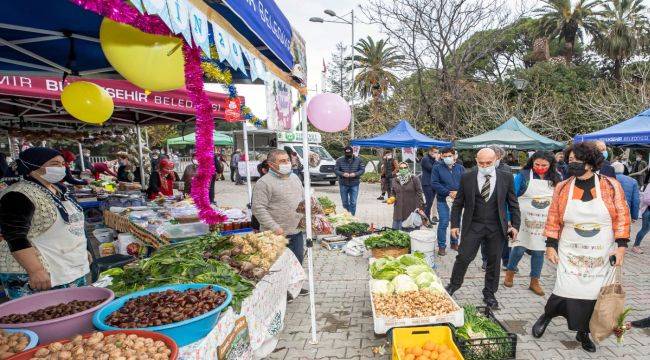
[
  {"x1": 602, "y1": 151, "x2": 608, "y2": 160},
  {"x1": 443, "y1": 157, "x2": 454, "y2": 166}
]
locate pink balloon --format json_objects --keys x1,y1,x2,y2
[{"x1": 306, "y1": 93, "x2": 351, "y2": 133}]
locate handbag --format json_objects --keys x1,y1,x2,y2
[{"x1": 589, "y1": 266, "x2": 625, "y2": 343}]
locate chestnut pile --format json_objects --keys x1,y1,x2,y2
[
  {"x1": 0, "y1": 300, "x2": 104, "y2": 324},
  {"x1": 105, "y1": 287, "x2": 227, "y2": 328}
]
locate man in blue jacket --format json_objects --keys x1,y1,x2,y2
[
  {"x1": 613, "y1": 162, "x2": 639, "y2": 221},
  {"x1": 420, "y1": 147, "x2": 440, "y2": 222},
  {"x1": 334, "y1": 146, "x2": 365, "y2": 215},
  {"x1": 431, "y1": 147, "x2": 465, "y2": 255}
]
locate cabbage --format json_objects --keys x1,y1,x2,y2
[
  {"x1": 397, "y1": 252, "x2": 427, "y2": 266},
  {"x1": 369, "y1": 257, "x2": 404, "y2": 280},
  {"x1": 370, "y1": 279, "x2": 394, "y2": 294},
  {"x1": 414, "y1": 272, "x2": 437, "y2": 288},
  {"x1": 405, "y1": 265, "x2": 432, "y2": 278},
  {"x1": 391, "y1": 274, "x2": 419, "y2": 293},
  {"x1": 426, "y1": 281, "x2": 446, "y2": 295}
]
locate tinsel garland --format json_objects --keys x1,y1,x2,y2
[{"x1": 70, "y1": 0, "x2": 227, "y2": 224}]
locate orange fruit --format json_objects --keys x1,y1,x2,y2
[
  {"x1": 404, "y1": 354, "x2": 415, "y2": 360},
  {"x1": 422, "y1": 350, "x2": 431, "y2": 357},
  {"x1": 429, "y1": 350, "x2": 439, "y2": 359},
  {"x1": 417, "y1": 356, "x2": 429, "y2": 360},
  {"x1": 412, "y1": 347, "x2": 423, "y2": 356},
  {"x1": 423, "y1": 341, "x2": 436, "y2": 351}
]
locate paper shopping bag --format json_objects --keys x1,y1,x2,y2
[{"x1": 589, "y1": 266, "x2": 625, "y2": 343}]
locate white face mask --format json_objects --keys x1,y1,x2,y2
[
  {"x1": 192, "y1": 159, "x2": 198, "y2": 165},
  {"x1": 478, "y1": 165, "x2": 495, "y2": 176},
  {"x1": 41, "y1": 166, "x2": 66, "y2": 183},
  {"x1": 443, "y1": 156, "x2": 454, "y2": 166},
  {"x1": 277, "y1": 163, "x2": 292, "y2": 175}
]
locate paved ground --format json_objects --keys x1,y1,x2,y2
[{"x1": 216, "y1": 179, "x2": 650, "y2": 360}]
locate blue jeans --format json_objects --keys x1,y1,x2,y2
[
  {"x1": 339, "y1": 184, "x2": 360, "y2": 215},
  {"x1": 287, "y1": 232, "x2": 304, "y2": 265},
  {"x1": 436, "y1": 199, "x2": 457, "y2": 249},
  {"x1": 507, "y1": 246, "x2": 544, "y2": 278},
  {"x1": 635, "y1": 208, "x2": 650, "y2": 247},
  {"x1": 423, "y1": 186, "x2": 434, "y2": 219}
]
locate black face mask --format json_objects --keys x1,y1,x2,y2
[
  {"x1": 345, "y1": 153, "x2": 353, "y2": 158},
  {"x1": 568, "y1": 161, "x2": 587, "y2": 177}
]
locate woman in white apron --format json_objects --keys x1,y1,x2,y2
[
  {"x1": 504, "y1": 151, "x2": 561, "y2": 296},
  {"x1": 0, "y1": 147, "x2": 90, "y2": 299},
  {"x1": 532, "y1": 142, "x2": 630, "y2": 353}
]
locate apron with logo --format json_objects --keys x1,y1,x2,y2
[
  {"x1": 511, "y1": 171, "x2": 554, "y2": 251},
  {"x1": 553, "y1": 175, "x2": 615, "y2": 300}
]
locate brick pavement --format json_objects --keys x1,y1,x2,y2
[{"x1": 215, "y1": 179, "x2": 650, "y2": 359}]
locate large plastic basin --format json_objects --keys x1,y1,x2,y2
[
  {"x1": 0, "y1": 287, "x2": 114, "y2": 344},
  {"x1": 93, "y1": 283, "x2": 232, "y2": 347},
  {"x1": 7, "y1": 330, "x2": 178, "y2": 360}
]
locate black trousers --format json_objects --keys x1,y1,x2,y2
[
  {"x1": 230, "y1": 166, "x2": 237, "y2": 182},
  {"x1": 450, "y1": 221, "x2": 505, "y2": 298}
]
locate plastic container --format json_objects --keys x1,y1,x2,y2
[
  {"x1": 2, "y1": 329, "x2": 38, "y2": 351},
  {"x1": 0, "y1": 287, "x2": 114, "y2": 344},
  {"x1": 161, "y1": 222, "x2": 209, "y2": 241},
  {"x1": 93, "y1": 228, "x2": 116, "y2": 243},
  {"x1": 410, "y1": 229, "x2": 437, "y2": 266},
  {"x1": 7, "y1": 330, "x2": 178, "y2": 360},
  {"x1": 93, "y1": 284, "x2": 232, "y2": 347},
  {"x1": 392, "y1": 325, "x2": 464, "y2": 360},
  {"x1": 452, "y1": 306, "x2": 518, "y2": 360}
]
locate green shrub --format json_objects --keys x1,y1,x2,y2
[{"x1": 361, "y1": 172, "x2": 381, "y2": 183}]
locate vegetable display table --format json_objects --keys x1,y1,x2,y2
[{"x1": 177, "y1": 249, "x2": 305, "y2": 359}]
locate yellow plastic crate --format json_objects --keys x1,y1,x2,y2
[{"x1": 392, "y1": 326, "x2": 464, "y2": 360}]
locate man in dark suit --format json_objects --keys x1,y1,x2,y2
[
  {"x1": 595, "y1": 141, "x2": 616, "y2": 177},
  {"x1": 446, "y1": 148, "x2": 521, "y2": 309}
]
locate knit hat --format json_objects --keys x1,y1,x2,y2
[{"x1": 17, "y1": 147, "x2": 61, "y2": 176}]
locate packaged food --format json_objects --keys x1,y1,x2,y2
[{"x1": 99, "y1": 242, "x2": 116, "y2": 257}]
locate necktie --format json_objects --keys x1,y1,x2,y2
[{"x1": 481, "y1": 174, "x2": 491, "y2": 202}]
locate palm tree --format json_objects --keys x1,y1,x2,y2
[
  {"x1": 536, "y1": 0, "x2": 602, "y2": 63},
  {"x1": 594, "y1": 0, "x2": 648, "y2": 81},
  {"x1": 352, "y1": 37, "x2": 404, "y2": 119}
]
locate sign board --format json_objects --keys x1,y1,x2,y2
[
  {"x1": 224, "y1": 97, "x2": 242, "y2": 122},
  {"x1": 276, "y1": 131, "x2": 322, "y2": 144},
  {"x1": 0, "y1": 75, "x2": 237, "y2": 119},
  {"x1": 217, "y1": 316, "x2": 253, "y2": 360}
]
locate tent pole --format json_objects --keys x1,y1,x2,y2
[
  {"x1": 300, "y1": 106, "x2": 318, "y2": 345},
  {"x1": 136, "y1": 124, "x2": 146, "y2": 189},
  {"x1": 144, "y1": 128, "x2": 149, "y2": 148},
  {"x1": 77, "y1": 142, "x2": 85, "y2": 172},
  {"x1": 242, "y1": 122, "x2": 253, "y2": 205},
  {"x1": 7, "y1": 136, "x2": 13, "y2": 158}
]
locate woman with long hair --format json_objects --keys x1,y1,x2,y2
[
  {"x1": 504, "y1": 151, "x2": 561, "y2": 296},
  {"x1": 532, "y1": 142, "x2": 629, "y2": 353}
]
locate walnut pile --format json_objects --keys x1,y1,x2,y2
[{"x1": 373, "y1": 290, "x2": 459, "y2": 318}]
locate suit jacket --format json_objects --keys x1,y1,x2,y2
[{"x1": 450, "y1": 168, "x2": 521, "y2": 239}]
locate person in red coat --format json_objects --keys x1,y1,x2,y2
[{"x1": 147, "y1": 158, "x2": 179, "y2": 199}]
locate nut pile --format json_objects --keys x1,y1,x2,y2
[
  {"x1": 32, "y1": 332, "x2": 172, "y2": 360},
  {"x1": 0, "y1": 329, "x2": 30, "y2": 359},
  {"x1": 0, "y1": 300, "x2": 104, "y2": 323},
  {"x1": 106, "y1": 287, "x2": 227, "y2": 328},
  {"x1": 373, "y1": 290, "x2": 459, "y2": 318}
]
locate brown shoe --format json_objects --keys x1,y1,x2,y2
[
  {"x1": 529, "y1": 277, "x2": 545, "y2": 296},
  {"x1": 437, "y1": 248, "x2": 446, "y2": 256},
  {"x1": 503, "y1": 270, "x2": 515, "y2": 287},
  {"x1": 450, "y1": 244, "x2": 459, "y2": 251}
]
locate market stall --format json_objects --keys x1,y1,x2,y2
[
  {"x1": 166, "y1": 131, "x2": 234, "y2": 147},
  {"x1": 455, "y1": 117, "x2": 564, "y2": 150},
  {"x1": 351, "y1": 120, "x2": 451, "y2": 149},
  {"x1": 574, "y1": 108, "x2": 650, "y2": 146}
]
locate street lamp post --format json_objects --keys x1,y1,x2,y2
[{"x1": 310, "y1": 9, "x2": 356, "y2": 140}]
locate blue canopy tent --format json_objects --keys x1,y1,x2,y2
[
  {"x1": 574, "y1": 108, "x2": 650, "y2": 146},
  {"x1": 351, "y1": 120, "x2": 451, "y2": 148}
]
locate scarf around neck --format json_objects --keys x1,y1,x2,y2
[{"x1": 397, "y1": 171, "x2": 413, "y2": 185}]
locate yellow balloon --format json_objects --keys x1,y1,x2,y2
[
  {"x1": 61, "y1": 81, "x2": 114, "y2": 124},
  {"x1": 100, "y1": 18, "x2": 185, "y2": 92}
]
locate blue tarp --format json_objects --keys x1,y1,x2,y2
[
  {"x1": 574, "y1": 108, "x2": 650, "y2": 145},
  {"x1": 351, "y1": 120, "x2": 451, "y2": 148}
]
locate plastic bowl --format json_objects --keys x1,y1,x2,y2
[
  {"x1": 2, "y1": 329, "x2": 39, "y2": 351},
  {"x1": 93, "y1": 284, "x2": 232, "y2": 347},
  {"x1": 0, "y1": 287, "x2": 114, "y2": 344},
  {"x1": 7, "y1": 329, "x2": 178, "y2": 360}
]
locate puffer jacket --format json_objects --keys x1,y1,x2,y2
[{"x1": 334, "y1": 156, "x2": 365, "y2": 186}]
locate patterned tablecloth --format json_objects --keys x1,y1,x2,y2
[{"x1": 178, "y1": 249, "x2": 306, "y2": 359}]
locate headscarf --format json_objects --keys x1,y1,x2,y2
[
  {"x1": 158, "y1": 158, "x2": 175, "y2": 193},
  {"x1": 16, "y1": 147, "x2": 81, "y2": 223},
  {"x1": 397, "y1": 162, "x2": 413, "y2": 185},
  {"x1": 60, "y1": 150, "x2": 76, "y2": 165}
]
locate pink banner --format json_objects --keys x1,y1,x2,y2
[{"x1": 0, "y1": 74, "x2": 242, "y2": 119}]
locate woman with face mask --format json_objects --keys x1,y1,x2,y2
[
  {"x1": 147, "y1": 158, "x2": 180, "y2": 200},
  {"x1": 503, "y1": 151, "x2": 561, "y2": 296},
  {"x1": 116, "y1": 152, "x2": 141, "y2": 184},
  {"x1": 390, "y1": 162, "x2": 425, "y2": 230},
  {"x1": 0, "y1": 147, "x2": 90, "y2": 299},
  {"x1": 532, "y1": 142, "x2": 630, "y2": 353},
  {"x1": 181, "y1": 153, "x2": 199, "y2": 196}
]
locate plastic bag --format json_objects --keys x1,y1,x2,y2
[{"x1": 401, "y1": 211, "x2": 423, "y2": 229}]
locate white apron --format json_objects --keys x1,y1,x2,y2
[
  {"x1": 34, "y1": 200, "x2": 89, "y2": 287},
  {"x1": 511, "y1": 171, "x2": 554, "y2": 251},
  {"x1": 553, "y1": 175, "x2": 615, "y2": 300}
]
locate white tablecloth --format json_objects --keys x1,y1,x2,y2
[{"x1": 179, "y1": 249, "x2": 306, "y2": 359}]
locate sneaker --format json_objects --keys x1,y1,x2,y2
[
  {"x1": 632, "y1": 246, "x2": 644, "y2": 254},
  {"x1": 377, "y1": 195, "x2": 385, "y2": 200},
  {"x1": 438, "y1": 248, "x2": 446, "y2": 256},
  {"x1": 287, "y1": 294, "x2": 294, "y2": 303},
  {"x1": 299, "y1": 289, "x2": 309, "y2": 296},
  {"x1": 431, "y1": 216, "x2": 439, "y2": 222}
]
